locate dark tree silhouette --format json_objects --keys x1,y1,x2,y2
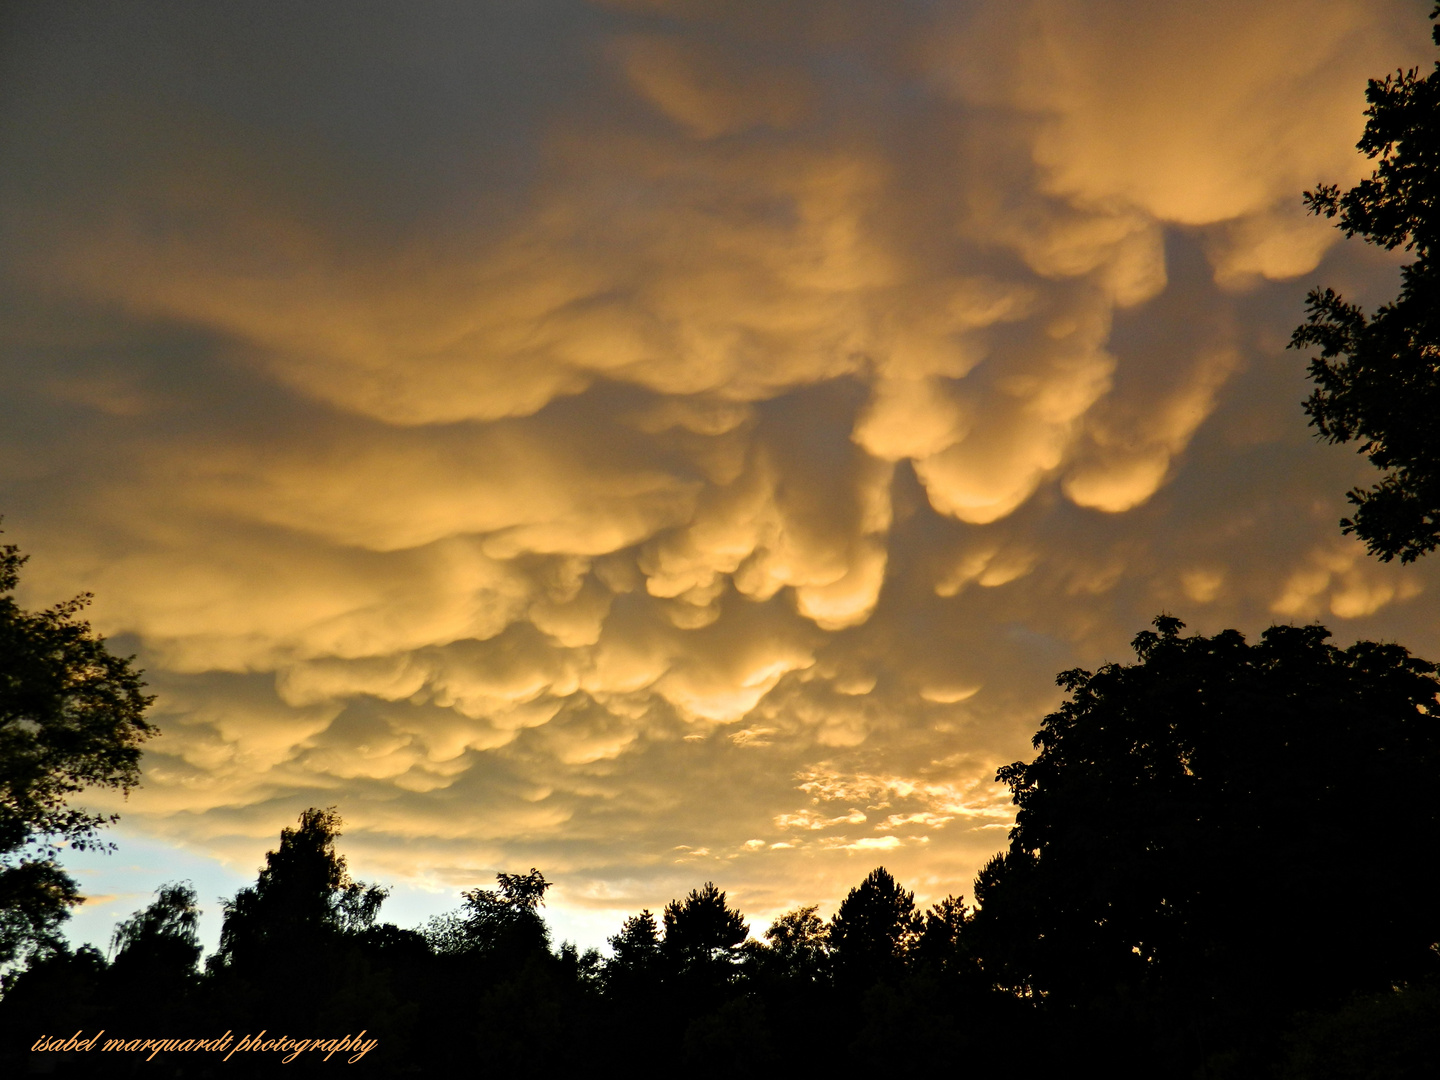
[
  {"x1": 106, "y1": 881, "x2": 203, "y2": 1036},
  {"x1": 0, "y1": 530, "x2": 154, "y2": 966},
  {"x1": 1281, "y1": 980, "x2": 1440, "y2": 1079},
  {"x1": 1291, "y1": 3, "x2": 1440, "y2": 561},
  {"x1": 428, "y1": 867, "x2": 551, "y2": 963},
  {"x1": 971, "y1": 616, "x2": 1440, "y2": 1065},
  {"x1": 828, "y1": 867, "x2": 919, "y2": 988},
  {"x1": 212, "y1": 806, "x2": 386, "y2": 972},
  {"x1": 762, "y1": 904, "x2": 829, "y2": 983},
  {"x1": 910, "y1": 895, "x2": 974, "y2": 982},
  {"x1": 604, "y1": 907, "x2": 662, "y2": 995},
  {"x1": 424, "y1": 869, "x2": 599, "y2": 1075},
  {"x1": 203, "y1": 806, "x2": 413, "y2": 1072},
  {"x1": 110, "y1": 880, "x2": 201, "y2": 980},
  {"x1": 0, "y1": 943, "x2": 107, "y2": 1069},
  {"x1": 608, "y1": 908, "x2": 661, "y2": 965},
  {"x1": 662, "y1": 881, "x2": 749, "y2": 973}
]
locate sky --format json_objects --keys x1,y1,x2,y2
[{"x1": 3, "y1": 0, "x2": 1438, "y2": 955}]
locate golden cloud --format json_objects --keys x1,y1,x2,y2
[{"x1": 1, "y1": 0, "x2": 1436, "y2": 930}]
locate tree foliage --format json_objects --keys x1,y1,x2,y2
[
  {"x1": 0, "y1": 532, "x2": 154, "y2": 965},
  {"x1": 108, "y1": 880, "x2": 202, "y2": 1001},
  {"x1": 604, "y1": 907, "x2": 660, "y2": 985},
  {"x1": 910, "y1": 894, "x2": 974, "y2": 981},
  {"x1": 428, "y1": 867, "x2": 552, "y2": 961},
  {"x1": 828, "y1": 867, "x2": 920, "y2": 987},
  {"x1": 971, "y1": 616, "x2": 1440, "y2": 1022},
  {"x1": 762, "y1": 904, "x2": 829, "y2": 983},
  {"x1": 662, "y1": 881, "x2": 749, "y2": 973},
  {"x1": 213, "y1": 806, "x2": 387, "y2": 971},
  {"x1": 1291, "y1": 4, "x2": 1440, "y2": 561},
  {"x1": 111, "y1": 881, "x2": 201, "y2": 969}
]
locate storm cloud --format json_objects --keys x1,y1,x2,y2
[{"x1": 1, "y1": 0, "x2": 1435, "y2": 930}]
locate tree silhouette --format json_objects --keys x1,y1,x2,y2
[
  {"x1": 0, "y1": 943, "x2": 107, "y2": 1070},
  {"x1": 1291, "y1": 3, "x2": 1440, "y2": 561},
  {"x1": 213, "y1": 806, "x2": 386, "y2": 973},
  {"x1": 828, "y1": 867, "x2": 919, "y2": 988},
  {"x1": 110, "y1": 880, "x2": 201, "y2": 978},
  {"x1": 428, "y1": 867, "x2": 551, "y2": 964},
  {"x1": 910, "y1": 895, "x2": 974, "y2": 982},
  {"x1": 762, "y1": 904, "x2": 829, "y2": 983},
  {"x1": 604, "y1": 907, "x2": 662, "y2": 995},
  {"x1": 662, "y1": 881, "x2": 749, "y2": 973},
  {"x1": 609, "y1": 908, "x2": 661, "y2": 966},
  {"x1": 107, "y1": 881, "x2": 203, "y2": 1033},
  {"x1": 0, "y1": 530, "x2": 154, "y2": 966},
  {"x1": 970, "y1": 616, "x2": 1440, "y2": 1067}
]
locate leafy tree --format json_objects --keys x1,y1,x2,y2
[
  {"x1": 828, "y1": 867, "x2": 919, "y2": 987},
  {"x1": 0, "y1": 531, "x2": 154, "y2": 966},
  {"x1": 105, "y1": 881, "x2": 203, "y2": 1033},
  {"x1": 424, "y1": 871, "x2": 607, "y2": 1075},
  {"x1": 1291, "y1": 4, "x2": 1440, "y2": 561},
  {"x1": 609, "y1": 908, "x2": 661, "y2": 965},
  {"x1": 1281, "y1": 979, "x2": 1440, "y2": 1080},
  {"x1": 971, "y1": 616, "x2": 1440, "y2": 1031},
  {"x1": 213, "y1": 806, "x2": 387, "y2": 971},
  {"x1": 681, "y1": 993, "x2": 776, "y2": 1073},
  {"x1": 110, "y1": 880, "x2": 202, "y2": 978},
  {"x1": 604, "y1": 907, "x2": 662, "y2": 992},
  {"x1": 910, "y1": 895, "x2": 974, "y2": 981},
  {"x1": 428, "y1": 867, "x2": 551, "y2": 961},
  {"x1": 762, "y1": 904, "x2": 829, "y2": 983},
  {"x1": 662, "y1": 881, "x2": 749, "y2": 975}
]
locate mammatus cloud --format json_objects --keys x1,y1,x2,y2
[{"x1": 1, "y1": 0, "x2": 1436, "y2": 931}]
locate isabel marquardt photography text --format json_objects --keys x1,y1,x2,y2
[{"x1": 1, "y1": 1, "x2": 1438, "y2": 1076}]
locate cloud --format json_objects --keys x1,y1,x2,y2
[{"x1": 1, "y1": 0, "x2": 1437, "y2": 933}]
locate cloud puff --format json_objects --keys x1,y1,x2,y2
[{"x1": 1, "y1": 0, "x2": 1437, "y2": 931}]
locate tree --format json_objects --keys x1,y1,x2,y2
[
  {"x1": 107, "y1": 881, "x2": 202, "y2": 1025},
  {"x1": 213, "y1": 806, "x2": 387, "y2": 971},
  {"x1": 601, "y1": 907, "x2": 665, "y2": 1038},
  {"x1": 662, "y1": 881, "x2": 748, "y2": 974},
  {"x1": 110, "y1": 880, "x2": 202, "y2": 978},
  {"x1": 427, "y1": 867, "x2": 552, "y2": 962},
  {"x1": 605, "y1": 908, "x2": 661, "y2": 987},
  {"x1": 762, "y1": 904, "x2": 829, "y2": 983},
  {"x1": 910, "y1": 895, "x2": 974, "y2": 982},
  {"x1": 970, "y1": 617, "x2": 1440, "y2": 1027},
  {"x1": 0, "y1": 531, "x2": 154, "y2": 966},
  {"x1": 828, "y1": 867, "x2": 919, "y2": 988},
  {"x1": 1291, "y1": 4, "x2": 1440, "y2": 562}
]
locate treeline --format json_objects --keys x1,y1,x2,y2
[
  {"x1": 0, "y1": 815, "x2": 1019, "y2": 1077},
  {"x1": 3, "y1": 618, "x2": 1438, "y2": 1078}
]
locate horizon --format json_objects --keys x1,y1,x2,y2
[{"x1": 3, "y1": 0, "x2": 1438, "y2": 963}]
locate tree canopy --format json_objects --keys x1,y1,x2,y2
[
  {"x1": 662, "y1": 881, "x2": 749, "y2": 972},
  {"x1": 428, "y1": 866, "x2": 552, "y2": 962},
  {"x1": 108, "y1": 881, "x2": 202, "y2": 998},
  {"x1": 828, "y1": 867, "x2": 919, "y2": 987},
  {"x1": 6, "y1": 772, "x2": 1436, "y2": 1075},
  {"x1": 1291, "y1": 3, "x2": 1440, "y2": 561},
  {"x1": 762, "y1": 904, "x2": 829, "y2": 983},
  {"x1": 971, "y1": 616, "x2": 1440, "y2": 1025},
  {"x1": 0, "y1": 532, "x2": 154, "y2": 966},
  {"x1": 110, "y1": 881, "x2": 201, "y2": 969},
  {"x1": 213, "y1": 806, "x2": 387, "y2": 972},
  {"x1": 603, "y1": 907, "x2": 662, "y2": 995}
]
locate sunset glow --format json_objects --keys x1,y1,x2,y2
[{"x1": 2, "y1": 0, "x2": 1436, "y2": 948}]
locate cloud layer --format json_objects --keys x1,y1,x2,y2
[{"x1": 2, "y1": 0, "x2": 1436, "y2": 929}]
